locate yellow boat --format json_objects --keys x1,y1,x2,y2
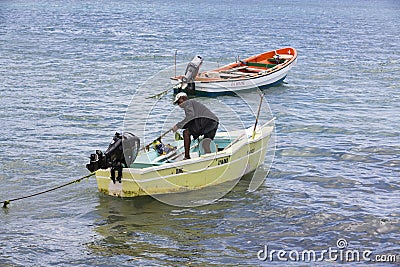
[{"x1": 91, "y1": 120, "x2": 274, "y2": 199}]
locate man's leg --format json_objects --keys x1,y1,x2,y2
[
  {"x1": 202, "y1": 122, "x2": 218, "y2": 154},
  {"x1": 183, "y1": 129, "x2": 191, "y2": 159},
  {"x1": 202, "y1": 138, "x2": 211, "y2": 153}
]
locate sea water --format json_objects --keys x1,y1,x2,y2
[{"x1": 1, "y1": 0, "x2": 399, "y2": 266}]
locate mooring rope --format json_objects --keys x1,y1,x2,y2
[{"x1": 1, "y1": 172, "x2": 96, "y2": 208}]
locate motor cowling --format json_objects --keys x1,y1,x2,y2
[
  {"x1": 181, "y1": 55, "x2": 203, "y2": 85},
  {"x1": 86, "y1": 132, "x2": 140, "y2": 183}
]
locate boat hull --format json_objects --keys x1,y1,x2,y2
[{"x1": 94, "y1": 124, "x2": 273, "y2": 198}]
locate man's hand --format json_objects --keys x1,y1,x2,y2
[{"x1": 172, "y1": 125, "x2": 178, "y2": 132}]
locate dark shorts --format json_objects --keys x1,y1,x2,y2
[{"x1": 184, "y1": 118, "x2": 218, "y2": 140}]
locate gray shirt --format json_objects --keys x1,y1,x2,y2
[{"x1": 176, "y1": 99, "x2": 219, "y2": 129}]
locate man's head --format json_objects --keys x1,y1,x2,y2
[{"x1": 173, "y1": 92, "x2": 188, "y2": 105}]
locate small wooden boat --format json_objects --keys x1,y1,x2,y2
[
  {"x1": 171, "y1": 47, "x2": 297, "y2": 95},
  {"x1": 92, "y1": 120, "x2": 274, "y2": 199}
]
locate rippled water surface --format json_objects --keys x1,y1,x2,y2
[{"x1": 1, "y1": 0, "x2": 399, "y2": 266}]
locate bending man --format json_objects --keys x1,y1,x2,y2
[{"x1": 172, "y1": 92, "x2": 219, "y2": 159}]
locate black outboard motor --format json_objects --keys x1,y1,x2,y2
[{"x1": 86, "y1": 132, "x2": 140, "y2": 183}]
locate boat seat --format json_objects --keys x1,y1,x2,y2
[
  {"x1": 276, "y1": 54, "x2": 293, "y2": 60},
  {"x1": 246, "y1": 62, "x2": 277, "y2": 68},
  {"x1": 268, "y1": 58, "x2": 285, "y2": 64},
  {"x1": 246, "y1": 67, "x2": 264, "y2": 73},
  {"x1": 220, "y1": 66, "x2": 248, "y2": 73}
]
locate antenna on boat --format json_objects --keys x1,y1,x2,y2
[
  {"x1": 174, "y1": 49, "x2": 177, "y2": 77},
  {"x1": 252, "y1": 91, "x2": 265, "y2": 139}
]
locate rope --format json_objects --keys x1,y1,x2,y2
[{"x1": 1, "y1": 172, "x2": 96, "y2": 208}]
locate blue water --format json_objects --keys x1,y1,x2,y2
[{"x1": 1, "y1": 0, "x2": 399, "y2": 266}]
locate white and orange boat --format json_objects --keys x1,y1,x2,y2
[{"x1": 171, "y1": 47, "x2": 297, "y2": 95}]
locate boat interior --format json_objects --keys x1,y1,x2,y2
[
  {"x1": 131, "y1": 129, "x2": 249, "y2": 169},
  {"x1": 132, "y1": 137, "x2": 228, "y2": 168},
  {"x1": 197, "y1": 48, "x2": 295, "y2": 80}
]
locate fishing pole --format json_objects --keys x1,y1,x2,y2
[
  {"x1": 1, "y1": 172, "x2": 95, "y2": 208},
  {"x1": 146, "y1": 84, "x2": 177, "y2": 99}
]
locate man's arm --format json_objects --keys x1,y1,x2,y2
[{"x1": 176, "y1": 101, "x2": 195, "y2": 129}]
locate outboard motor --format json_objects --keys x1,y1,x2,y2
[
  {"x1": 180, "y1": 55, "x2": 203, "y2": 93},
  {"x1": 86, "y1": 132, "x2": 140, "y2": 183}
]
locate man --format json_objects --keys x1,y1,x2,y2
[{"x1": 172, "y1": 92, "x2": 219, "y2": 159}]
